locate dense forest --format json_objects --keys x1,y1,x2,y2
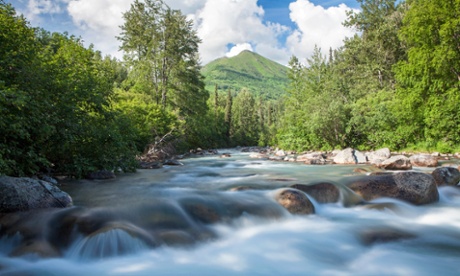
[{"x1": 1, "y1": 0, "x2": 459, "y2": 177}]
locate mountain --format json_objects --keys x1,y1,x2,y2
[{"x1": 201, "y1": 50, "x2": 289, "y2": 99}]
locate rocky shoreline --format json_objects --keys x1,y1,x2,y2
[{"x1": 0, "y1": 146, "x2": 460, "y2": 259}]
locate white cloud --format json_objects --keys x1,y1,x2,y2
[
  {"x1": 286, "y1": 0, "x2": 358, "y2": 61},
  {"x1": 194, "y1": 0, "x2": 289, "y2": 64},
  {"x1": 226, "y1": 43, "x2": 253, "y2": 58},
  {"x1": 27, "y1": 0, "x2": 63, "y2": 15},
  {"x1": 23, "y1": 0, "x2": 68, "y2": 23},
  {"x1": 65, "y1": 0, "x2": 131, "y2": 57},
  {"x1": 19, "y1": 0, "x2": 357, "y2": 65}
]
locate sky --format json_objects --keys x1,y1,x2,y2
[{"x1": 7, "y1": 0, "x2": 361, "y2": 65}]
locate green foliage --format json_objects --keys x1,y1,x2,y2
[
  {"x1": 276, "y1": 48, "x2": 350, "y2": 151},
  {"x1": 118, "y1": 0, "x2": 209, "y2": 150},
  {"x1": 0, "y1": 3, "x2": 137, "y2": 177},
  {"x1": 394, "y1": 0, "x2": 460, "y2": 148}
]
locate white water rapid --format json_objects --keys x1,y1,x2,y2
[{"x1": 1, "y1": 150, "x2": 460, "y2": 275}]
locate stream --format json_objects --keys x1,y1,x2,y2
[{"x1": 1, "y1": 149, "x2": 460, "y2": 275}]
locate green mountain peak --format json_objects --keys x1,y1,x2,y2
[{"x1": 201, "y1": 50, "x2": 289, "y2": 99}]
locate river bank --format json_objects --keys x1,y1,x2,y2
[{"x1": 1, "y1": 148, "x2": 460, "y2": 275}]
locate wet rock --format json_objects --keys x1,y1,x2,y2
[
  {"x1": 348, "y1": 172, "x2": 439, "y2": 205},
  {"x1": 353, "y1": 168, "x2": 369, "y2": 174},
  {"x1": 377, "y1": 155, "x2": 412, "y2": 170},
  {"x1": 139, "y1": 161, "x2": 163, "y2": 169},
  {"x1": 228, "y1": 186, "x2": 254, "y2": 191},
  {"x1": 333, "y1": 148, "x2": 367, "y2": 164},
  {"x1": 86, "y1": 170, "x2": 116, "y2": 180},
  {"x1": 360, "y1": 202, "x2": 402, "y2": 212},
  {"x1": 249, "y1": 153, "x2": 269, "y2": 159},
  {"x1": 0, "y1": 176, "x2": 73, "y2": 212},
  {"x1": 366, "y1": 148, "x2": 391, "y2": 164},
  {"x1": 273, "y1": 188, "x2": 315, "y2": 215},
  {"x1": 87, "y1": 221, "x2": 157, "y2": 248},
  {"x1": 304, "y1": 158, "x2": 327, "y2": 165},
  {"x1": 157, "y1": 230, "x2": 196, "y2": 247},
  {"x1": 409, "y1": 154, "x2": 439, "y2": 167},
  {"x1": 296, "y1": 152, "x2": 325, "y2": 162},
  {"x1": 163, "y1": 160, "x2": 183, "y2": 166},
  {"x1": 136, "y1": 202, "x2": 195, "y2": 230},
  {"x1": 269, "y1": 156, "x2": 285, "y2": 161},
  {"x1": 359, "y1": 228, "x2": 416, "y2": 246},
  {"x1": 179, "y1": 198, "x2": 222, "y2": 224},
  {"x1": 431, "y1": 167, "x2": 460, "y2": 186},
  {"x1": 220, "y1": 153, "x2": 231, "y2": 158},
  {"x1": 10, "y1": 239, "x2": 61, "y2": 258},
  {"x1": 290, "y1": 183, "x2": 340, "y2": 203}
]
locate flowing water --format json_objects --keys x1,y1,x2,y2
[{"x1": 1, "y1": 149, "x2": 460, "y2": 275}]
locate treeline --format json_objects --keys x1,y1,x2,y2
[
  {"x1": 2, "y1": 0, "x2": 459, "y2": 177},
  {"x1": 276, "y1": 0, "x2": 460, "y2": 153},
  {"x1": 0, "y1": 0, "x2": 211, "y2": 177}
]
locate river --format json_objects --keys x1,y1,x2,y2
[{"x1": 1, "y1": 149, "x2": 460, "y2": 275}]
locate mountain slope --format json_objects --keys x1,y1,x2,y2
[{"x1": 201, "y1": 50, "x2": 289, "y2": 99}]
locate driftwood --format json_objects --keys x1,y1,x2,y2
[{"x1": 138, "y1": 129, "x2": 178, "y2": 163}]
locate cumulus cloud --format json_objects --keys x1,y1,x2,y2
[
  {"x1": 193, "y1": 0, "x2": 289, "y2": 64},
  {"x1": 226, "y1": 43, "x2": 253, "y2": 58},
  {"x1": 23, "y1": 0, "x2": 67, "y2": 23},
  {"x1": 287, "y1": 0, "x2": 358, "y2": 61},
  {"x1": 19, "y1": 0, "x2": 357, "y2": 65},
  {"x1": 65, "y1": 0, "x2": 131, "y2": 57}
]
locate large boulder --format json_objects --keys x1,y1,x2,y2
[
  {"x1": 290, "y1": 183, "x2": 340, "y2": 203},
  {"x1": 431, "y1": 167, "x2": 460, "y2": 186},
  {"x1": 0, "y1": 176, "x2": 73, "y2": 212},
  {"x1": 296, "y1": 152, "x2": 327, "y2": 165},
  {"x1": 366, "y1": 148, "x2": 391, "y2": 164},
  {"x1": 333, "y1": 148, "x2": 367, "y2": 164},
  {"x1": 409, "y1": 154, "x2": 439, "y2": 167},
  {"x1": 273, "y1": 188, "x2": 315, "y2": 215},
  {"x1": 347, "y1": 172, "x2": 439, "y2": 205},
  {"x1": 377, "y1": 155, "x2": 412, "y2": 170}
]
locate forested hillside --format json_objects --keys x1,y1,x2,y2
[{"x1": 202, "y1": 50, "x2": 289, "y2": 99}]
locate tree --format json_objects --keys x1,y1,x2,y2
[
  {"x1": 0, "y1": 3, "x2": 138, "y2": 176},
  {"x1": 224, "y1": 89, "x2": 233, "y2": 146},
  {"x1": 341, "y1": 0, "x2": 406, "y2": 148},
  {"x1": 118, "y1": 0, "x2": 208, "y2": 150},
  {"x1": 394, "y1": 0, "x2": 460, "y2": 149}
]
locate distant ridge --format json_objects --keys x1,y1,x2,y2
[{"x1": 201, "y1": 50, "x2": 289, "y2": 99}]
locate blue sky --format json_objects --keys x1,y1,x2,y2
[{"x1": 7, "y1": 0, "x2": 361, "y2": 65}]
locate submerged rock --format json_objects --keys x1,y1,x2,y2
[
  {"x1": 0, "y1": 176, "x2": 73, "y2": 212},
  {"x1": 139, "y1": 161, "x2": 163, "y2": 169},
  {"x1": 273, "y1": 188, "x2": 315, "y2": 215},
  {"x1": 431, "y1": 167, "x2": 460, "y2": 186},
  {"x1": 348, "y1": 172, "x2": 439, "y2": 205},
  {"x1": 10, "y1": 239, "x2": 61, "y2": 258},
  {"x1": 86, "y1": 170, "x2": 116, "y2": 180},
  {"x1": 163, "y1": 160, "x2": 183, "y2": 166},
  {"x1": 290, "y1": 183, "x2": 340, "y2": 203},
  {"x1": 359, "y1": 228, "x2": 416, "y2": 246}
]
